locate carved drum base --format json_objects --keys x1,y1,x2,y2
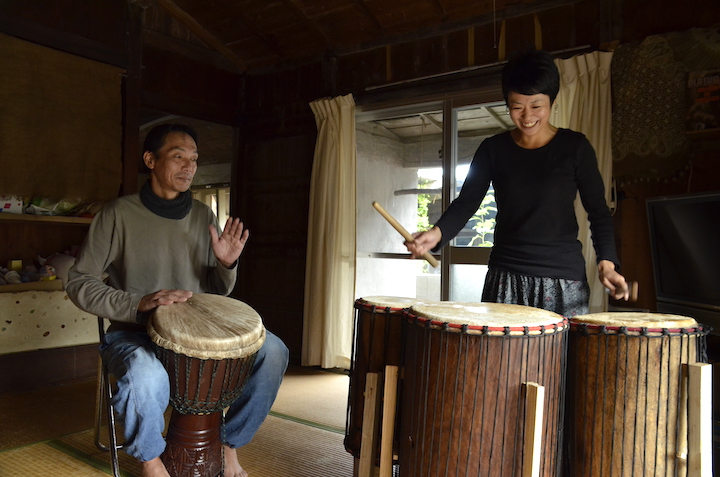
[{"x1": 161, "y1": 409, "x2": 223, "y2": 477}]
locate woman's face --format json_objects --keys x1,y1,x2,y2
[{"x1": 507, "y1": 91, "x2": 554, "y2": 139}]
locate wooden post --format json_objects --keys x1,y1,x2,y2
[
  {"x1": 379, "y1": 365, "x2": 399, "y2": 477},
  {"x1": 523, "y1": 382, "x2": 545, "y2": 477},
  {"x1": 688, "y1": 363, "x2": 712, "y2": 476},
  {"x1": 358, "y1": 372, "x2": 382, "y2": 477}
]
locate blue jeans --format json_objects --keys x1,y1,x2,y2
[{"x1": 100, "y1": 329, "x2": 289, "y2": 462}]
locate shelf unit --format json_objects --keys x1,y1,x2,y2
[{"x1": 0, "y1": 213, "x2": 93, "y2": 225}]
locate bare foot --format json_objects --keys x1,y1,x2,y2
[
  {"x1": 224, "y1": 445, "x2": 248, "y2": 477},
  {"x1": 141, "y1": 457, "x2": 171, "y2": 477}
]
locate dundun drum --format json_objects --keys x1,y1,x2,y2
[
  {"x1": 566, "y1": 312, "x2": 709, "y2": 477},
  {"x1": 148, "y1": 294, "x2": 266, "y2": 477},
  {"x1": 400, "y1": 302, "x2": 568, "y2": 477},
  {"x1": 345, "y1": 296, "x2": 417, "y2": 460}
]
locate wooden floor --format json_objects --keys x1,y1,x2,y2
[{"x1": 0, "y1": 365, "x2": 355, "y2": 477}]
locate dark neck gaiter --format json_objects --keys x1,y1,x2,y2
[{"x1": 139, "y1": 180, "x2": 193, "y2": 219}]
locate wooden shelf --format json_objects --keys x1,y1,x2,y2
[{"x1": 0, "y1": 213, "x2": 92, "y2": 225}]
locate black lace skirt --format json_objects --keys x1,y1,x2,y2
[{"x1": 482, "y1": 268, "x2": 590, "y2": 318}]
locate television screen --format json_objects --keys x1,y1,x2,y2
[{"x1": 646, "y1": 192, "x2": 720, "y2": 313}]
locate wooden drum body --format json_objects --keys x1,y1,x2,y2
[
  {"x1": 148, "y1": 294, "x2": 266, "y2": 477},
  {"x1": 345, "y1": 296, "x2": 416, "y2": 459},
  {"x1": 566, "y1": 312, "x2": 708, "y2": 477},
  {"x1": 400, "y1": 302, "x2": 568, "y2": 477}
]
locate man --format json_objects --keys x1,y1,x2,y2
[{"x1": 66, "y1": 123, "x2": 288, "y2": 477}]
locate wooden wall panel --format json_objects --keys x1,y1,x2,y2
[
  {"x1": 233, "y1": 132, "x2": 316, "y2": 364},
  {"x1": 141, "y1": 46, "x2": 242, "y2": 125}
]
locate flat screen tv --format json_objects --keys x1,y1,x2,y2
[{"x1": 646, "y1": 191, "x2": 720, "y2": 331}]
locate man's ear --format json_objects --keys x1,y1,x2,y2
[{"x1": 143, "y1": 151, "x2": 155, "y2": 170}]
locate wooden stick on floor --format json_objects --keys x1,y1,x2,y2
[
  {"x1": 688, "y1": 363, "x2": 712, "y2": 476},
  {"x1": 379, "y1": 365, "x2": 399, "y2": 477},
  {"x1": 522, "y1": 382, "x2": 545, "y2": 477},
  {"x1": 358, "y1": 372, "x2": 382, "y2": 477}
]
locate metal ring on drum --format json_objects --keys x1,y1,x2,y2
[
  {"x1": 565, "y1": 312, "x2": 709, "y2": 477},
  {"x1": 399, "y1": 301, "x2": 568, "y2": 477},
  {"x1": 148, "y1": 294, "x2": 266, "y2": 477}
]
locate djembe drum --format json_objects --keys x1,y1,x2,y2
[
  {"x1": 345, "y1": 296, "x2": 417, "y2": 462},
  {"x1": 565, "y1": 312, "x2": 709, "y2": 477},
  {"x1": 400, "y1": 302, "x2": 568, "y2": 477},
  {"x1": 148, "y1": 294, "x2": 266, "y2": 477}
]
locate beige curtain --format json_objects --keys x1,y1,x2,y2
[
  {"x1": 302, "y1": 94, "x2": 357, "y2": 369},
  {"x1": 553, "y1": 51, "x2": 614, "y2": 313}
]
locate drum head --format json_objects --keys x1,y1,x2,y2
[
  {"x1": 407, "y1": 302, "x2": 566, "y2": 335},
  {"x1": 356, "y1": 296, "x2": 419, "y2": 310},
  {"x1": 148, "y1": 294, "x2": 266, "y2": 359},
  {"x1": 570, "y1": 311, "x2": 698, "y2": 330}
]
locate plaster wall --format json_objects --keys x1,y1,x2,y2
[{"x1": 0, "y1": 291, "x2": 96, "y2": 355}]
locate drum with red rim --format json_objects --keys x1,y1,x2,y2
[
  {"x1": 345, "y1": 296, "x2": 419, "y2": 461},
  {"x1": 566, "y1": 312, "x2": 708, "y2": 477},
  {"x1": 399, "y1": 302, "x2": 568, "y2": 477}
]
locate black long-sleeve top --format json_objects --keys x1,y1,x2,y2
[{"x1": 433, "y1": 128, "x2": 620, "y2": 281}]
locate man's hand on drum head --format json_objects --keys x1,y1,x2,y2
[
  {"x1": 138, "y1": 289, "x2": 193, "y2": 312},
  {"x1": 405, "y1": 226, "x2": 442, "y2": 258},
  {"x1": 210, "y1": 217, "x2": 250, "y2": 269}
]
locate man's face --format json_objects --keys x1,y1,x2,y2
[{"x1": 144, "y1": 131, "x2": 198, "y2": 200}]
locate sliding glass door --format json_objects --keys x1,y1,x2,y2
[{"x1": 355, "y1": 91, "x2": 511, "y2": 302}]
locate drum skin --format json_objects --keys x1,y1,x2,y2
[
  {"x1": 149, "y1": 294, "x2": 266, "y2": 477},
  {"x1": 345, "y1": 296, "x2": 417, "y2": 460},
  {"x1": 566, "y1": 312, "x2": 708, "y2": 477},
  {"x1": 399, "y1": 302, "x2": 568, "y2": 477}
]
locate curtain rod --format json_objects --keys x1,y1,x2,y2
[{"x1": 364, "y1": 44, "x2": 592, "y2": 92}]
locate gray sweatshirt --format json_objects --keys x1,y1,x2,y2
[{"x1": 66, "y1": 193, "x2": 236, "y2": 327}]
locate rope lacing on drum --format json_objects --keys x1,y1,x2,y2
[
  {"x1": 461, "y1": 324, "x2": 469, "y2": 333},
  {"x1": 503, "y1": 326, "x2": 511, "y2": 336},
  {"x1": 522, "y1": 326, "x2": 530, "y2": 336}
]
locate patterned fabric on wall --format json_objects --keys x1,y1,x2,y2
[{"x1": 611, "y1": 28, "x2": 720, "y2": 182}]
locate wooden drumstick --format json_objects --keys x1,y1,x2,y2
[
  {"x1": 607, "y1": 280, "x2": 639, "y2": 302},
  {"x1": 372, "y1": 201, "x2": 439, "y2": 268}
]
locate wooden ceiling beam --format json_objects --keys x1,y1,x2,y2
[
  {"x1": 349, "y1": 0, "x2": 385, "y2": 32},
  {"x1": 283, "y1": 0, "x2": 330, "y2": 47},
  {"x1": 428, "y1": 0, "x2": 447, "y2": 18},
  {"x1": 156, "y1": 0, "x2": 246, "y2": 72}
]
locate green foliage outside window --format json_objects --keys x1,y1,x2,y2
[{"x1": 468, "y1": 189, "x2": 496, "y2": 247}]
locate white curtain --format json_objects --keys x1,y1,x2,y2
[
  {"x1": 302, "y1": 94, "x2": 357, "y2": 369},
  {"x1": 553, "y1": 51, "x2": 614, "y2": 313}
]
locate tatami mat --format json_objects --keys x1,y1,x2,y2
[
  {"x1": 270, "y1": 366, "x2": 349, "y2": 431},
  {"x1": 0, "y1": 365, "x2": 354, "y2": 476},
  {"x1": 0, "y1": 444, "x2": 109, "y2": 477}
]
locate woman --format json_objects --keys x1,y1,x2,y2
[{"x1": 406, "y1": 50, "x2": 629, "y2": 317}]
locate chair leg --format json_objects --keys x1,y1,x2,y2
[{"x1": 95, "y1": 317, "x2": 123, "y2": 477}]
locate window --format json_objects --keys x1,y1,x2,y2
[{"x1": 356, "y1": 96, "x2": 511, "y2": 302}]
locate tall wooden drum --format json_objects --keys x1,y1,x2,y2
[
  {"x1": 345, "y1": 296, "x2": 417, "y2": 460},
  {"x1": 148, "y1": 294, "x2": 266, "y2": 477},
  {"x1": 566, "y1": 312, "x2": 708, "y2": 477},
  {"x1": 400, "y1": 302, "x2": 568, "y2": 477}
]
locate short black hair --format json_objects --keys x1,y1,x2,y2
[
  {"x1": 501, "y1": 49, "x2": 560, "y2": 105},
  {"x1": 143, "y1": 123, "x2": 199, "y2": 155}
]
